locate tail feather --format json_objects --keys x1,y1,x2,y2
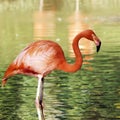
[
  {"x1": 1, "y1": 63, "x2": 18, "y2": 87},
  {"x1": 1, "y1": 78, "x2": 7, "y2": 87}
]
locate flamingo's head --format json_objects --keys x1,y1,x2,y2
[{"x1": 81, "y1": 29, "x2": 101, "y2": 52}]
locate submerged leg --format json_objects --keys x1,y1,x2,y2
[{"x1": 35, "y1": 75, "x2": 45, "y2": 120}]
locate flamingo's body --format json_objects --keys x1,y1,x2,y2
[
  {"x1": 4, "y1": 40, "x2": 66, "y2": 78},
  {"x1": 2, "y1": 29, "x2": 101, "y2": 120}
]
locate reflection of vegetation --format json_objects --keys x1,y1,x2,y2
[
  {"x1": 47, "y1": 53, "x2": 120, "y2": 120},
  {"x1": 65, "y1": 0, "x2": 120, "y2": 15},
  {"x1": 42, "y1": 0, "x2": 63, "y2": 10},
  {"x1": 0, "y1": 0, "x2": 36, "y2": 11},
  {"x1": 0, "y1": 69, "x2": 38, "y2": 120},
  {"x1": 0, "y1": 75, "x2": 23, "y2": 120}
]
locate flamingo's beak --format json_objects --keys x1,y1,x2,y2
[
  {"x1": 96, "y1": 41, "x2": 101, "y2": 52},
  {"x1": 92, "y1": 34, "x2": 101, "y2": 52}
]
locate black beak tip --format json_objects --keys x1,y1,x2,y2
[{"x1": 96, "y1": 42, "x2": 101, "y2": 52}]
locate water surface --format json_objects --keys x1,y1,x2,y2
[{"x1": 0, "y1": 0, "x2": 120, "y2": 120}]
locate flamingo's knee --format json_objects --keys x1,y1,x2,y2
[{"x1": 35, "y1": 98, "x2": 44, "y2": 110}]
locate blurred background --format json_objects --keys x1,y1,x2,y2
[{"x1": 0, "y1": 0, "x2": 120, "y2": 120}]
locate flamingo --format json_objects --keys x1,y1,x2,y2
[{"x1": 2, "y1": 29, "x2": 101, "y2": 120}]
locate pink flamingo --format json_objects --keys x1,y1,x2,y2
[{"x1": 2, "y1": 29, "x2": 101, "y2": 120}]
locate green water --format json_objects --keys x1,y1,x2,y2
[{"x1": 0, "y1": 0, "x2": 120, "y2": 120}]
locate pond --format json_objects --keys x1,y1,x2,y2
[{"x1": 0, "y1": 0, "x2": 120, "y2": 120}]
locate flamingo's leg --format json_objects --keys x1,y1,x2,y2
[{"x1": 35, "y1": 75, "x2": 45, "y2": 120}]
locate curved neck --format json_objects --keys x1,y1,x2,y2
[{"x1": 58, "y1": 33, "x2": 83, "y2": 72}]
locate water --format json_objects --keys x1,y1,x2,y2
[{"x1": 0, "y1": 0, "x2": 120, "y2": 120}]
